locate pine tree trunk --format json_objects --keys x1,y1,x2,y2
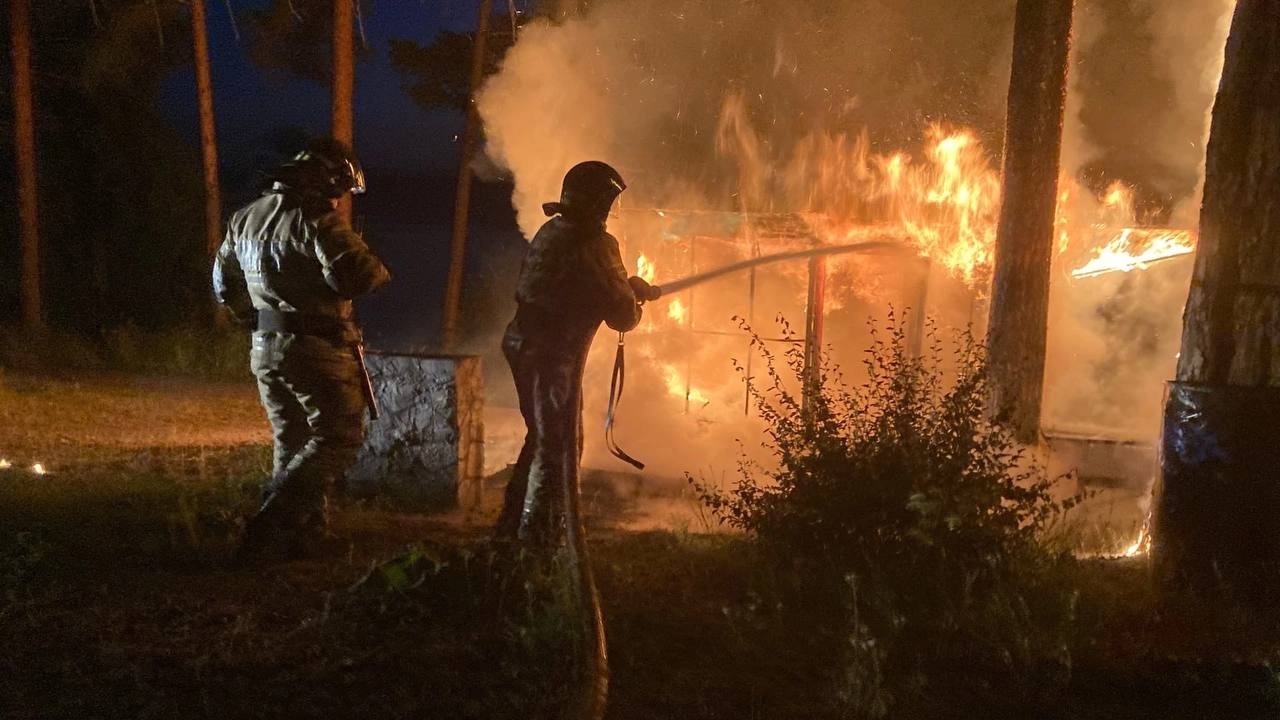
[
  {"x1": 191, "y1": 0, "x2": 222, "y2": 262},
  {"x1": 441, "y1": 0, "x2": 492, "y2": 352},
  {"x1": 10, "y1": 0, "x2": 43, "y2": 330},
  {"x1": 190, "y1": 0, "x2": 227, "y2": 327},
  {"x1": 986, "y1": 0, "x2": 1074, "y2": 443},
  {"x1": 1156, "y1": 1, "x2": 1280, "y2": 601},
  {"x1": 332, "y1": 0, "x2": 355, "y2": 222}
]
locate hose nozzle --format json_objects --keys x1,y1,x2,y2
[{"x1": 627, "y1": 276, "x2": 662, "y2": 303}]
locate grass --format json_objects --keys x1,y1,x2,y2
[
  {"x1": 0, "y1": 372, "x2": 1278, "y2": 718},
  {"x1": 0, "y1": 324, "x2": 249, "y2": 381}
]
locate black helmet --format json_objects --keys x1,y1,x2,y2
[
  {"x1": 542, "y1": 161, "x2": 626, "y2": 219},
  {"x1": 271, "y1": 138, "x2": 366, "y2": 198}
]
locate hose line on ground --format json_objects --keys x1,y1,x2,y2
[
  {"x1": 566, "y1": 353, "x2": 609, "y2": 720},
  {"x1": 564, "y1": 237, "x2": 911, "y2": 719}
]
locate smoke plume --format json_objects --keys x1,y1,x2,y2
[{"x1": 477, "y1": 0, "x2": 1236, "y2": 480}]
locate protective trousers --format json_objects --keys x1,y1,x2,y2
[
  {"x1": 249, "y1": 332, "x2": 367, "y2": 539},
  {"x1": 496, "y1": 327, "x2": 591, "y2": 545}
]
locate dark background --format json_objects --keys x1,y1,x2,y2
[
  {"x1": 0, "y1": 0, "x2": 1214, "y2": 351},
  {"x1": 0, "y1": 0, "x2": 532, "y2": 353}
]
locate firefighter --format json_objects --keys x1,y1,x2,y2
[
  {"x1": 212, "y1": 138, "x2": 390, "y2": 560},
  {"x1": 495, "y1": 161, "x2": 653, "y2": 545}
]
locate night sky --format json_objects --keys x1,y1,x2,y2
[{"x1": 158, "y1": 0, "x2": 526, "y2": 352}]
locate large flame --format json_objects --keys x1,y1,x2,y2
[
  {"x1": 1071, "y1": 228, "x2": 1196, "y2": 279},
  {"x1": 788, "y1": 125, "x2": 1002, "y2": 288}
]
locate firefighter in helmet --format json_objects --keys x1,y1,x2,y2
[
  {"x1": 495, "y1": 160, "x2": 654, "y2": 544},
  {"x1": 213, "y1": 138, "x2": 391, "y2": 560}
]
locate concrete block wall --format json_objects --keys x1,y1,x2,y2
[{"x1": 346, "y1": 353, "x2": 484, "y2": 510}]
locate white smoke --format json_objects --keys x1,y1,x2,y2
[
  {"x1": 1142, "y1": 0, "x2": 1235, "y2": 225},
  {"x1": 479, "y1": 0, "x2": 1016, "y2": 238},
  {"x1": 478, "y1": 0, "x2": 1237, "y2": 480},
  {"x1": 1044, "y1": 0, "x2": 1235, "y2": 439},
  {"x1": 478, "y1": 0, "x2": 1016, "y2": 478}
]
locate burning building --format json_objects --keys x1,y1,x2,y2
[{"x1": 474, "y1": 0, "x2": 1234, "y2": 550}]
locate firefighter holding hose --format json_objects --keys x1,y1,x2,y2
[
  {"x1": 495, "y1": 161, "x2": 655, "y2": 545},
  {"x1": 213, "y1": 138, "x2": 390, "y2": 561}
]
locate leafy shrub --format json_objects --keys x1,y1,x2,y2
[{"x1": 693, "y1": 315, "x2": 1080, "y2": 716}]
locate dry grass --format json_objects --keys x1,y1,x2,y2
[{"x1": 0, "y1": 372, "x2": 1278, "y2": 719}]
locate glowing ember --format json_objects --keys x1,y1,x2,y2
[
  {"x1": 1071, "y1": 228, "x2": 1196, "y2": 279},
  {"x1": 30, "y1": 462, "x2": 47, "y2": 475},
  {"x1": 667, "y1": 297, "x2": 688, "y2": 324}
]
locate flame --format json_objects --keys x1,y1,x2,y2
[
  {"x1": 636, "y1": 254, "x2": 657, "y2": 284},
  {"x1": 1056, "y1": 183, "x2": 1074, "y2": 255},
  {"x1": 1071, "y1": 228, "x2": 1196, "y2": 279},
  {"x1": 0, "y1": 458, "x2": 10, "y2": 470},
  {"x1": 1122, "y1": 522, "x2": 1151, "y2": 558},
  {"x1": 1102, "y1": 181, "x2": 1135, "y2": 219},
  {"x1": 661, "y1": 363, "x2": 709, "y2": 406},
  {"x1": 668, "y1": 297, "x2": 688, "y2": 325},
  {"x1": 30, "y1": 462, "x2": 47, "y2": 475},
  {"x1": 800, "y1": 125, "x2": 1002, "y2": 288}
]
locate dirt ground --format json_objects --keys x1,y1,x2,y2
[
  {"x1": 2, "y1": 372, "x2": 1278, "y2": 720},
  {"x1": 0, "y1": 372, "x2": 753, "y2": 719}
]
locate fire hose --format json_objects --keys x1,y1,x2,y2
[{"x1": 566, "y1": 239, "x2": 909, "y2": 719}]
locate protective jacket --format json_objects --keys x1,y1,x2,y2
[
  {"x1": 212, "y1": 191, "x2": 390, "y2": 339},
  {"x1": 212, "y1": 188, "x2": 389, "y2": 559},
  {"x1": 496, "y1": 214, "x2": 642, "y2": 543},
  {"x1": 510, "y1": 215, "x2": 641, "y2": 346}
]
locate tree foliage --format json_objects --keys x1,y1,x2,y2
[
  {"x1": 389, "y1": 31, "x2": 504, "y2": 113},
  {"x1": 244, "y1": 0, "x2": 371, "y2": 82},
  {"x1": 389, "y1": 4, "x2": 536, "y2": 113},
  {"x1": 0, "y1": 2, "x2": 208, "y2": 330}
]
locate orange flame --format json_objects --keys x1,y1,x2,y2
[
  {"x1": 636, "y1": 254, "x2": 657, "y2": 284},
  {"x1": 800, "y1": 126, "x2": 1002, "y2": 288},
  {"x1": 668, "y1": 297, "x2": 688, "y2": 325},
  {"x1": 1122, "y1": 522, "x2": 1151, "y2": 558},
  {"x1": 1071, "y1": 228, "x2": 1196, "y2": 279},
  {"x1": 661, "y1": 363, "x2": 709, "y2": 406}
]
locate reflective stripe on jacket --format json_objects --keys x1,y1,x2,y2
[{"x1": 212, "y1": 192, "x2": 390, "y2": 329}]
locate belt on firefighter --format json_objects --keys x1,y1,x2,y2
[
  {"x1": 255, "y1": 308, "x2": 355, "y2": 343},
  {"x1": 605, "y1": 332, "x2": 645, "y2": 471}
]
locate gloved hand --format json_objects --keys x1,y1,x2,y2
[{"x1": 628, "y1": 275, "x2": 660, "y2": 303}]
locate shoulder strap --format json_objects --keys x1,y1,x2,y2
[{"x1": 605, "y1": 332, "x2": 645, "y2": 471}]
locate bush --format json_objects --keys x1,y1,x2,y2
[{"x1": 693, "y1": 315, "x2": 1080, "y2": 716}]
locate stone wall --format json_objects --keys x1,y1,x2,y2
[{"x1": 346, "y1": 353, "x2": 484, "y2": 510}]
